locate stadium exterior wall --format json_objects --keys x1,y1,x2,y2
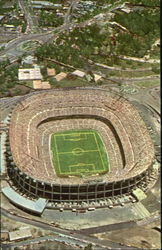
[
  {"x1": 7, "y1": 162, "x2": 153, "y2": 203},
  {"x1": 5, "y1": 88, "x2": 155, "y2": 207}
]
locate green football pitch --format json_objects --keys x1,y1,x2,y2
[{"x1": 50, "y1": 129, "x2": 109, "y2": 177}]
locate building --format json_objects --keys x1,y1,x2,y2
[
  {"x1": 47, "y1": 68, "x2": 56, "y2": 76},
  {"x1": 94, "y1": 74, "x2": 102, "y2": 82},
  {"x1": 9, "y1": 227, "x2": 32, "y2": 241},
  {"x1": 18, "y1": 68, "x2": 42, "y2": 81},
  {"x1": 33, "y1": 80, "x2": 51, "y2": 89},
  {"x1": 54, "y1": 72, "x2": 67, "y2": 81},
  {"x1": 33, "y1": 80, "x2": 42, "y2": 89},
  {"x1": 42, "y1": 81, "x2": 51, "y2": 89},
  {"x1": 72, "y1": 70, "x2": 85, "y2": 78}
]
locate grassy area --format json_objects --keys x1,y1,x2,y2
[
  {"x1": 20, "y1": 81, "x2": 33, "y2": 88},
  {"x1": 107, "y1": 70, "x2": 158, "y2": 78},
  {"x1": 134, "y1": 79, "x2": 160, "y2": 88},
  {"x1": 54, "y1": 78, "x2": 92, "y2": 88},
  {"x1": 51, "y1": 129, "x2": 109, "y2": 178},
  {"x1": 0, "y1": 7, "x2": 13, "y2": 15},
  {"x1": 17, "y1": 40, "x2": 40, "y2": 52}
]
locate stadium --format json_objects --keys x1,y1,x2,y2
[{"x1": 5, "y1": 87, "x2": 155, "y2": 209}]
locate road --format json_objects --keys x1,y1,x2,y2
[
  {"x1": 0, "y1": 0, "x2": 80, "y2": 61},
  {"x1": 0, "y1": 1, "x2": 140, "y2": 63},
  {"x1": 18, "y1": 0, "x2": 40, "y2": 33},
  {"x1": 0, "y1": 95, "x2": 24, "y2": 121},
  {"x1": 75, "y1": 221, "x2": 136, "y2": 235},
  {"x1": 108, "y1": 75, "x2": 160, "y2": 83},
  {"x1": 0, "y1": 23, "x2": 73, "y2": 62},
  {"x1": 63, "y1": 0, "x2": 80, "y2": 25},
  {"x1": 1, "y1": 208, "x2": 140, "y2": 249},
  {"x1": 1, "y1": 235, "x2": 87, "y2": 249}
]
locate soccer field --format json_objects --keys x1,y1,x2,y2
[{"x1": 50, "y1": 129, "x2": 109, "y2": 177}]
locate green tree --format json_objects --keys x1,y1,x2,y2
[{"x1": 84, "y1": 243, "x2": 93, "y2": 250}]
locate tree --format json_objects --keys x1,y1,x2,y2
[
  {"x1": 84, "y1": 243, "x2": 93, "y2": 250},
  {"x1": 151, "y1": 65, "x2": 160, "y2": 74}
]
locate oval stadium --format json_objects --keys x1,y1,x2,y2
[{"x1": 5, "y1": 88, "x2": 155, "y2": 208}]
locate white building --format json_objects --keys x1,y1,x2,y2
[{"x1": 18, "y1": 68, "x2": 43, "y2": 80}]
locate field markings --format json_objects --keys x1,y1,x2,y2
[
  {"x1": 48, "y1": 133, "x2": 57, "y2": 176},
  {"x1": 97, "y1": 132, "x2": 110, "y2": 172},
  {"x1": 53, "y1": 135, "x2": 62, "y2": 175},
  {"x1": 69, "y1": 163, "x2": 95, "y2": 174},
  {"x1": 43, "y1": 161, "x2": 50, "y2": 177},
  {"x1": 63, "y1": 132, "x2": 87, "y2": 141},
  {"x1": 93, "y1": 133, "x2": 106, "y2": 171},
  {"x1": 55, "y1": 132, "x2": 94, "y2": 137},
  {"x1": 51, "y1": 130, "x2": 108, "y2": 176},
  {"x1": 54, "y1": 131, "x2": 98, "y2": 175},
  {"x1": 57, "y1": 149, "x2": 99, "y2": 155}
]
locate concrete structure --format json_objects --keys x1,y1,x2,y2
[
  {"x1": 31, "y1": 1, "x2": 59, "y2": 6},
  {"x1": 54, "y1": 72, "x2": 67, "y2": 81},
  {"x1": 9, "y1": 227, "x2": 32, "y2": 241},
  {"x1": 0, "y1": 132, "x2": 7, "y2": 176},
  {"x1": 5, "y1": 88, "x2": 155, "y2": 209},
  {"x1": 18, "y1": 68, "x2": 42, "y2": 81},
  {"x1": 2, "y1": 187, "x2": 48, "y2": 214},
  {"x1": 132, "y1": 188, "x2": 147, "y2": 201}
]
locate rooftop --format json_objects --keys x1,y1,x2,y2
[
  {"x1": 18, "y1": 68, "x2": 43, "y2": 81},
  {"x1": 54, "y1": 72, "x2": 67, "y2": 81},
  {"x1": 47, "y1": 68, "x2": 56, "y2": 76},
  {"x1": 33, "y1": 80, "x2": 51, "y2": 89},
  {"x1": 72, "y1": 70, "x2": 85, "y2": 78},
  {"x1": 9, "y1": 227, "x2": 32, "y2": 241}
]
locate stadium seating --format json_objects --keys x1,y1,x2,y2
[{"x1": 7, "y1": 88, "x2": 154, "y2": 203}]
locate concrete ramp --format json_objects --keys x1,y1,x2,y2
[{"x1": 2, "y1": 187, "x2": 48, "y2": 214}]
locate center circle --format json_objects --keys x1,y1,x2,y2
[{"x1": 72, "y1": 148, "x2": 84, "y2": 155}]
